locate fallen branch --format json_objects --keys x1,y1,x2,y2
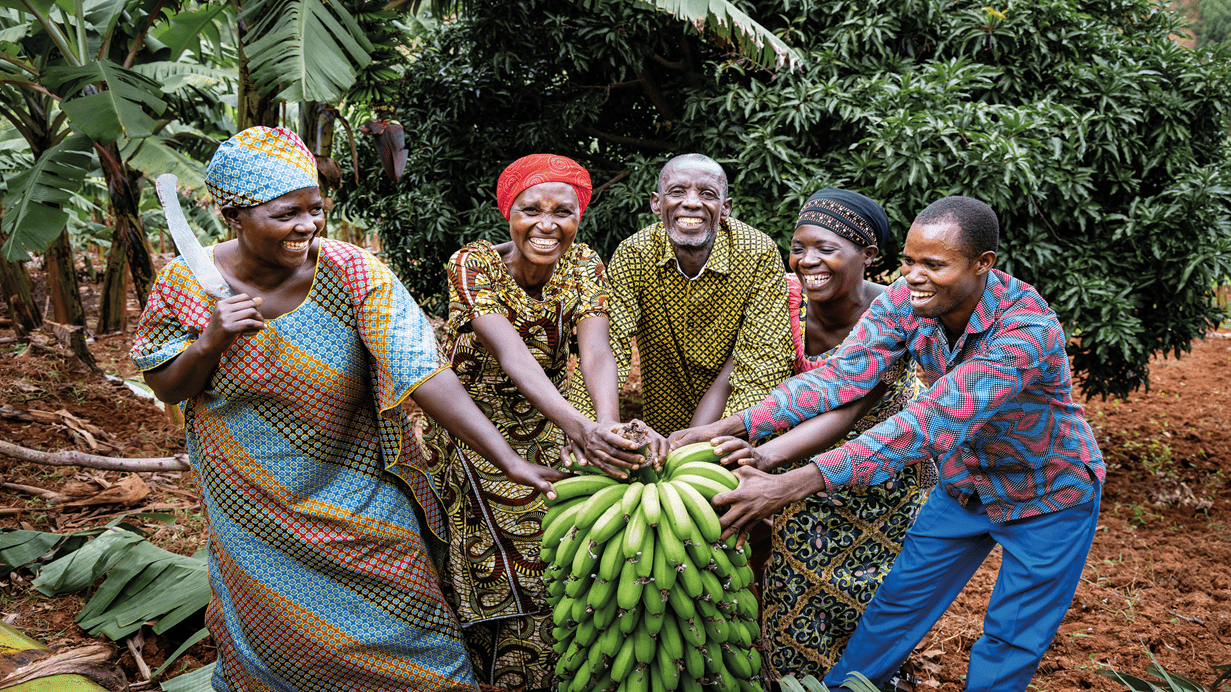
[{"x1": 0, "y1": 440, "x2": 189, "y2": 472}]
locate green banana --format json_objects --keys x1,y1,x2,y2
[
  {"x1": 658, "y1": 515, "x2": 688, "y2": 568},
  {"x1": 634, "y1": 516, "x2": 655, "y2": 579},
  {"x1": 553, "y1": 595, "x2": 575, "y2": 626},
  {"x1": 723, "y1": 643, "x2": 752, "y2": 679},
  {"x1": 547, "y1": 475, "x2": 621, "y2": 506},
  {"x1": 672, "y1": 480, "x2": 722, "y2": 543},
  {"x1": 548, "y1": 571, "x2": 567, "y2": 599},
  {"x1": 681, "y1": 616, "x2": 706, "y2": 647},
  {"x1": 598, "y1": 526, "x2": 627, "y2": 581},
  {"x1": 686, "y1": 538, "x2": 714, "y2": 571},
  {"x1": 543, "y1": 495, "x2": 588, "y2": 531},
  {"x1": 556, "y1": 640, "x2": 578, "y2": 675},
  {"x1": 576, "y1": 483, "x2": 628, "y2": 528},
  {"x1": 664, "y1": 442, "x2": 722, "y2": 476},
  {"x1": 634, "y1": 614, "x2": 655, "y2": 664},
  {"x1": 597, "y1": 619, "x2": 623, "y2": 656},
  {"x1": 626, "y1": 662, "x2": 649, "y2": 692},
  {"x1": 682, "y1": 641, "x2": 705, "y2": 679},
  {"x1": 575, "y1": 616, "x2": 599, "y2": 647},
  {"x1": 645, "y1": 609, "x2": 665, "y2": 636},
  {"x1": 666, "y1": 582, "x2": 696, "y2": 621},
  {"x1": 567, "y1": 570, "x2": 595, "y2": 599},
  {"x1": 642, "y1": 580, "x2": 666, "y2": 617},
  {"x1": 585, "y1": 634, "x2": 605, "y2": 668},
  {"x1": 621, "y1": 481, "x2": 645, "y2": 516},
  {"x1": 556, "y1": 526, "x2": 587, "y2": 573},
  {"x1": 703, "y1": 613, "x2": 730, "y2": 644},
  {"x1": 589, "y1": 500, "x2": 628, "y2": 545},
  {"x1": 745, "y1": 617, "x2": 761, "y2": 641},
  {"x1": 610, "y1": 635, "x2": 637, "y2": 681},
  {"x1": 696, "y1": 597, "x2": 718, "y2": 620},
  {"x1": 618, "y1": 599, "x2": 642, "y2": 634},
  {"x1": 700, "y1": 567, "x2": 725, "y2": 603},
  {"x1": 659, "y1": 610, "x2": 684, "y2": 662},
  {"x1": 650, "y1": 657, "x2": 668, "y2": 692},
  {"x1": 622, "y1": 503, "x2": 649, "y2": 561},
  {"x1": 735, "y1": 589, "x2": 757, "y2": 621},
  {"x1": 571, "y1": 657, "x2": 592, "y2": 688},
  {"x1": 594, "y1": 593, "x2": 619, "y2": 629},
  {"x1": 572, "y1": 592, "x2": 590, "y2": 624},
  {"x1": 651, "y1": 532, "x2": 677, "y2": 591},
  {"x1": 616, "y1": 557, "x2": 644, "y2": 610},
  {"x1": 677, "y1": 550, "x2": 703, "y2": 598},
  {"x1": 572, "y1": 538, "x2": 602, "y2": 579},
  {"x1": 657, "y1": 481, "x2": 695, "y2": 542},
  {"x1": 641, "y1": 482, "x2": 662, "y2": 526},
  {"x1": 540, "y1": 544, "x2": 557, "y2": 565},
  {"x1": 681, "y1": 673, "x2": 703, "y2": 692},
  {"x1": 748, "y1": 645, "x2": 762, "y2": 675},
  {"x1": 677, "y1": 475, "x2": 731, "y2": 501},
  {"x1": 727, "y1": 618, "x2": 750, "y2": 649},
  {"x1": 588, "y1": 575, "x2": 615, "y2": 610},
  {"x1": 672, "y1": 461, "x2": 739, "y2": 489},
  {"x1": 542, "y1": 502, "x2": 587, "y2": 546}
]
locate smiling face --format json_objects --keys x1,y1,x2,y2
[
  {"x1": 650, "y1": 158, "x2": 731, "y2": 249},
  {"x1": 900, "y1": 220, "x2": 996, "y2": 334},
  {"x1": 508, "y1": 182, "x2": 580, "y2": 268},
  {"x1": 789, "y1": 224, "x2": 877, "y2": 303},
  {"x1": 227, "y1": 186, "x2": 324, "y2": 270}
]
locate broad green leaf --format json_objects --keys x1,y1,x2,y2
[
  {"x1": 41, "y1": 58, "x2": 166, "y2": 143},
  {"x1": 0, "y1": 131, "x2": 93, "y2": 261},
  {"x1": 152, "y1": 4, "x2": 227, "y2": 61},
  {"x1": 31, "y1": 526, "x2": 144, "y2": 595},
  {"x1": 0, "y1": 530, "x2": 61, "y2": 571},
  {"x1": 0, "y1": 24, "x2": 27, "y2": 41},
  {"x1": 243, "y1": 0, "x2": 373, "y2": 102},
  {"x1": 152, "y1": 626, "x2": 210, "y2": 678},
  {"x1": 129, "y1": 60, "x2": 233, "y2": 94},
  {"x1": 122, "y1": 134, "x2": 208, "y2": 193},
  {"x1": 160, "y1": 662, "x2": 216, "y2": 692}
]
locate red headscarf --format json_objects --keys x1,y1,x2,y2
[{"x1": 496, "y1": 154, "x2": 592, "y2": 219}]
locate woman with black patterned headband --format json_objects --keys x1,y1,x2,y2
[{"x1": 672, "y1": 188, "x2": 937, "y2": 688}]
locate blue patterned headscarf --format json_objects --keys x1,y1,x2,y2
[{"x1": 205, "y1": 127, "x2": 318, "y2": 208}]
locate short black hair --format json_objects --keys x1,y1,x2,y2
[
  {"x1": 657, "y1": 154, "x2": 728, "y2": 199},
  {"x1": 913, "y1": 196, "x2": 999, "y2": 259}
]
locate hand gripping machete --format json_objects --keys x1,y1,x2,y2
[{"x1": 154, "y1": 174, "x2": 237, "y2": 300}]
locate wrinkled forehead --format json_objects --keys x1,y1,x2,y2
[{"x1": 660, "y1": 158, "x2": 727, "y2": 193}]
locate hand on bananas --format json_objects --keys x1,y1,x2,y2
[
  {"x1": 541, "y1": 443, "x2": 766, "y2": 692},
  {"x1": 561, "y1": 419, "x2": 668, "y2": 478}
]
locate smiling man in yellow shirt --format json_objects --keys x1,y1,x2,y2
[{"x1": 573, "y1": 154, "x2": 792, "y2": 438}]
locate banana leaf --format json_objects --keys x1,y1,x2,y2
[
  {"x1": 160, "y1": 662, "x2": 216, "y2": 692},
  {"x1": 0, "y1": 132, "x2": 94, "y2": 261},
  {"x1": 41, "y1": 58, "x2": 167, "y2": 143},
  {"x1": 243, "y1": 0, "x2": 373, "y2": 103}
]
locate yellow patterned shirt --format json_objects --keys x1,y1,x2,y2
[{"x1": 572, "y1": 219, "x2": 792, "y2": 434}]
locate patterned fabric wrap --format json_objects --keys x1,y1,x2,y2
[
  {"x1": 795, "y1": 188, "x2": 889, "y2": 249},
  {"x1": 130, "y1": 239, "x2": 474, "y2": 692},
  {"x1": 763, "y1": 274, "x2": 936, "y2": 679},
  {"x1": 569, "y1": 219, "x2": 793, "y2": 435},
  {"x1": 743, "y1": 269, "x2": 1106, "y2": 523},
  {"x1": 205, "y1": 126, "x2": 319, "y2": 208},
  {"x1": 495, "y1": 154, "x2": 593, "y2": 219},
  {"x1": 423, "y1": 240, "x2": 609, "y2": 689}
]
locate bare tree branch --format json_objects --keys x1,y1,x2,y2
[{"x1": 0, "y1": 440, "x2": 190, "y2": 472}]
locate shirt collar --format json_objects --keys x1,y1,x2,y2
[
  {"x1": 654, "y1": 220, "x2": 732, "y2": 278},
  {"x1": 965, "y1": 268, "x2": 1008, "y2": 335}
]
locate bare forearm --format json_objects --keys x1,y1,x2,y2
[
  {"x1": 412, "y1": 370, "x2": 526, "y2": 471},
  {"x1": 580, "y1": 355, "x2": 621, "y2": 425},
  {"x1": 689, "y1": 356, "x2": 734, "y2": 427},
  {"x1": 142, "y1": 341, "x2": 224, "y2": 404}
]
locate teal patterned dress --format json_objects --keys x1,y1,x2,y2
[{"x1": 761, "y1": 274, "x2": 938, "y2": 681}]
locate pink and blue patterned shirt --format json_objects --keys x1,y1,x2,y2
[{"x1": 743, "y1": 269, "x2": 1105, "y2": 523}]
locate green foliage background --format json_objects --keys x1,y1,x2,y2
[{"x1": 336, "y1": 0, "x2": 1231, "y2": 400}]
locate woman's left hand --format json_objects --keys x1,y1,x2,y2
[
  {"x1": 506, "y1": 458, "x2": 569, "y2": 499},
  {"x1": 708, "y1": 436, "x2": 774, "y2": 471},
  {"x1": 640, "y1": 421, "x2": 669, "y2": 471},
  {"x1": 560, "y1": 425, "x2": 643, "y2": 479}
]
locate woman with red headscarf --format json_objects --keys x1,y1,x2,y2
[{"x1": 424, "y1": 154, "x2": 649, "y2": 690}]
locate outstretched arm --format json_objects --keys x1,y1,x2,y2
[{"x1": 412, "y1": 369, "x2": 564, "y2": 497}]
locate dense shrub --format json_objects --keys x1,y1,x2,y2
[{"x1": 336, "y1": 0, "x2": 1231, "y2": 399}]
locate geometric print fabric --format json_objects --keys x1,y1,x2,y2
[{"x1": 130, "y1": 238, "x2": 470, "y2": 691}]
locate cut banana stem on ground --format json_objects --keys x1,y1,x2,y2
[{"x1": 543, "y1": 442, "x2": 763, "y2": 692}]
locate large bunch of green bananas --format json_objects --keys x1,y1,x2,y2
[{"x1": 541, "y1": 443, "x2": 764, "y2": 692}]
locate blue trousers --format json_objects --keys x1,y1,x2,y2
[{"x1": 823, "y1": 485, "x2": 1101, "y2": 692}]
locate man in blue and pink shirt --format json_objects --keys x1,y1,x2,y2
[{"x1": 710, "y1": 196, "x2": 1105, "y2": 691}]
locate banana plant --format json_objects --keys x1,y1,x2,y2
[{"x1": 0, "y1": 0, "x2": 235, "y2": 333}]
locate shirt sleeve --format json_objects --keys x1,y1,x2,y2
[
  {"x1": 447, "y1": 245, "x2": 515, "y2": 325},
  {"x1": 722, "y1": 252, "x2": 795, "y2": 417},
  {"x1": 573, "y1": 245, "x2": 611, "y2": 322},
  {"x1": 129, "y1": 261, "x2": 210, "y2": 373},
  {"x1": 741, "y1": 290, "x2": 908, "y2": 440},
  {"x1": 353, "y1": 252, "x2": 448, "y2": 415},
  {"x1": 811, "y1": 317, "x2": 1053, "y2": 490}
]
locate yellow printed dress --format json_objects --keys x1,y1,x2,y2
[
  {"x1": 761, "y1": 274, "x2": 938, "y2": 681},
  {"x1": 424, "y1": 240, "x2": 608, "y2": 691},
  {"x1": 130, "y1": 238, "x2": 475, "y2": 692}
]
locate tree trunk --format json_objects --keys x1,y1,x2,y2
[
  {"x1": 237, "y1": 19, "x2": 279, "y2": 131},
  {"x1": 97, "y1": 143, "x2": 155, "y2": 311},
  {"x1": 44, "y1": 230, "x2": 98, "y2": 369},
  {"x1": 0, "y1": 250, "x2": 41, "y2": 334},
  {"x1": 96, "y1": 234, "x2": 129, "y2": 334}
]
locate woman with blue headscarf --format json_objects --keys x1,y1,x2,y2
[
  {"x1": 673, "y1": 188, "x2": 937, "y2": 685},
  {"x1": 131, "y1": 127, "x2": 561, "y2": 692}
]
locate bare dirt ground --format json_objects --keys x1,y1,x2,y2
[{"x1": 0, "y1": 268, "x2": 1228, "y2": 690}]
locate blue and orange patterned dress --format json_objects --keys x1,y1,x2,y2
[
  {"x1": 760, "y1": 274, "x2": 938, "y2": 681},
  {"x1": 131, "y1": 238, "x2": 475, "y2": 692}
]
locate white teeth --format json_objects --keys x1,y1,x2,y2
[
  {"x1": 802, "y1": 274, "x2": 830, "y2": 288},
  {"x1": 529, "y1": 238, "x2": 559, "y2": 250},
  {"x1": 676, "y1": 218, "x2": 702, "y2": 227},
  {"x1": 910, "y1": 290, "x2": 935, "y2": 300},
  {"x1": 282, "y1": 240, "x2": 309, "y2": 251}
]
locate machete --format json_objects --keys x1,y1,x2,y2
[{"x1": 154, "y1": 174, "x2": 237, "y2": 300}]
